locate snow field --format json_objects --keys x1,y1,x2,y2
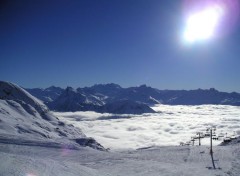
[{"x1": 0, "y1": 143, "x2": 239, "y2": 176}]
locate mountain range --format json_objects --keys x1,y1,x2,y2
[{"x1": 26, "y1": 84, "x2": 240, "y2": 114}]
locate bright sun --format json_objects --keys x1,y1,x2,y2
[{"x1": 183, "y1": 6, "x2": 223, "y2": 43}]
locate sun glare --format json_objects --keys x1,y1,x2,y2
[
  {"x1": 183, "y1": 6, "x2": 224, "y2": 43},
  {"x1": 183, "y1": 0, "x2": 229, "y2": 43},
  {"x1": 184, "y1": 8, "x2": 222, "y2": 42}
]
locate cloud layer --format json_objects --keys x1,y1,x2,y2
[{"x1": 55, "y1": 105, "x2": 240, "y2": 150}]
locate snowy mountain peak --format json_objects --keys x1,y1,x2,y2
[
  {"x1": 45, "y1": 86, "x2": 63, "y2": 92},
  {"x1": 0, "y1": 81, "x2": 61, "y2": 122}
]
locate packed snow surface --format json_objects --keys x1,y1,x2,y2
[
  {"x1": 55, "y1": 104, "x2": 240, "y2": 149},
  {"x1": 1, "y1": 143, "x2": 240, "y2": 176}
]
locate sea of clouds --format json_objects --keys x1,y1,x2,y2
[{"x1": 54, "y1": 105, "x2": 240, "y2": 150}]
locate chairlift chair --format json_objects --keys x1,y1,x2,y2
[{"x1": 205, "y1": 133, "x2": 210, "y2": 137}]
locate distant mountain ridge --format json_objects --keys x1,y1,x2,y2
[
  {"x1": 46, "y1": 86, "x2": 155, "y2": 114},
  {"x1": 26, "y1": 84, "x2": 240, "y2": 113},
  {"x1": 26, "y1": 86, "x2": 64, "y2": 104}
]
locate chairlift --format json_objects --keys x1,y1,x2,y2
[
  {"x1": 194, "y1": 135, "x2": 204, "y2": 139},
  {"x1": 196, "y1": 132, "x2": 204, "y2": 138},
  {"x1": 205, "y1": 133, "x2": 210, "y2": 137}
]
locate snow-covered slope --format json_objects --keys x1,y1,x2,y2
[
  {"x1": 0, "y1": 81, "x2": 104, "y2": 150},
  {"x1": 1, "y1": 143, "x2": 240, "y2": 176},
  {"x1": 0, "y1": 81, "x2": 54, "y2": 119}
]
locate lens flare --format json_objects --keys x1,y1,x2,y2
[{"x1": 61, "y1": 144, "x2": 72, "y2": 156}]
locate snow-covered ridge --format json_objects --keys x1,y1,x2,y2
[
  {"x1": 0, "y1": 81, "x2": 48, "y2": 112},
  {"x1": 0, "y1": 81, "x2": 105, "y2": 150},
  {"x1": 48, "y1": 86, "x2": 156, "y2": 114}
]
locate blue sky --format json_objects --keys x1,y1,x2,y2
[{"x1": 1, "y1": 0, "x2": 240, "y2": 92}]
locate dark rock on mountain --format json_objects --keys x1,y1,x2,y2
[{"x1": 75, "y1": 137, "x2": 105, "y2": 151}]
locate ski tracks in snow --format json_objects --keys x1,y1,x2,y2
[{"x1": 225, "y1": 146, "x2": 240, "y2": 176}]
